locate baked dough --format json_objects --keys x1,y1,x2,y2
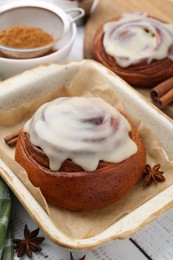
[
  {"x1": 93, "y1": 13, "x2": 173, "y2": 88},
  {"x1": 15, "y1": 97, "x2": 146, "y2": 211}
]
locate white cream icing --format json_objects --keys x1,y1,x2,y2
[
  {"x1": 103, "y1": 12, "x2": 173, "y2": 67},
  {"x1": 24, "y1": 97, "x2": 137, "y2": 171}
]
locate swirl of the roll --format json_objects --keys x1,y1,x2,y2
[
  {"x1": 24, "y1": 97, "x2": 137, "y2": 172},
  {"x1": 103, "y1": 12, "x2": 173, "y2": 67},
  {"x1": 93, "y1": 13, "x2": 173, "y2": 87}
]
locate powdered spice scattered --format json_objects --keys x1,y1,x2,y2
[{"x1": 0, "y1": 25, "x2": 54, "y2": 49}]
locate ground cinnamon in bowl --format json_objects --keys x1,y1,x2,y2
[{"x1": 0, "y1": 25, "x2": 54, "y2": 49}]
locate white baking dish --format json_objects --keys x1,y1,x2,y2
[{"x1": 0, "y1": 60, "x2": 173, "y2": 250}]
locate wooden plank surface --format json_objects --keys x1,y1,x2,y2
[
  {"x1": 84, "y1": 0, "x2": 173, "y2": 119},
  {"x1": 133, "y1": 207, "x2": 173, "y2": 260}
]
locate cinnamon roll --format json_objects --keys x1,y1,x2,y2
[
  {"x1": 15, "y1": 97, "x2": 146, "y2": 211},
  {"x1": 93, "y1": 13, "x2": 173, "y2": 88}
]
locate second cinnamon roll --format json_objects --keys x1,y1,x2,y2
[{"x1": 93, "y1": 13, "x2": 173, "y2": 88}]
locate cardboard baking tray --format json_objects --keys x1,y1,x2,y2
[{"x1": 0, "y1": 60, "x2": 173, "y2": 250}]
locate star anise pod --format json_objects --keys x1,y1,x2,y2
[
  {"x1": 13, "y1": 224, "x2": 45, "y2": 258},
  {"x1": 70, "y1": 252, "x2": 86, "y2": 260},
  {"x1": 143, "y1": 164, "x2": 166, "y2": 186}
]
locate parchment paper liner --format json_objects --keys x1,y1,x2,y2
[{"x1": 0, "y1": 63, "x2": 173, "y2": 240}]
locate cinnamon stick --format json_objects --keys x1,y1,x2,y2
[
  {"x1": 150, "y1": 77, "x2": 173, "y2": 108},
  {"x1": 4, "y1": 129, "x2": 21, "y2": 147},
  {"x1": 150, "y1": 77, "x2": 173, "y2": 101},
  {"x1": 156, "y1": 88, "x2": 173, "y2": 108}
]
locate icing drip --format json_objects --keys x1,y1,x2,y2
[
  {"x1": 103, "y1": 12, "x2": 173, "y2": 68},
  {"x1": 24, "y1": 97, "x2": 137, "y2": 171}
]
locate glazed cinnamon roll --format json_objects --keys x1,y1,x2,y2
[
  {"x1": 15, "y1": 97, "x2": 146, "y2": 211},
  {"x1": 93, "y1": 13, "x2": 173, "y2": 88}
]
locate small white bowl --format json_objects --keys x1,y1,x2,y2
[
  {"x1": 0, "y1": 22, "x2": 77, "y2": 79},
  {"x1": 0, "y1": 1, "x2": 80, "y2": 79}
]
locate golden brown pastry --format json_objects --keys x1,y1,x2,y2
[
  {"x1": 93, "y1": 13, "x2": 173, "y2": 88},
  {"x1": 15, "y1": 97, "x2": 146, "y2": 211}
]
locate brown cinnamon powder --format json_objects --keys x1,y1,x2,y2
[{"x1": 0, "y1": 25, "x2": 54, "y2": 49}]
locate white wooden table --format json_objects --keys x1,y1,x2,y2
[{"x1": 12, "y1": 26, "x2": 173, "y2": 260}]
